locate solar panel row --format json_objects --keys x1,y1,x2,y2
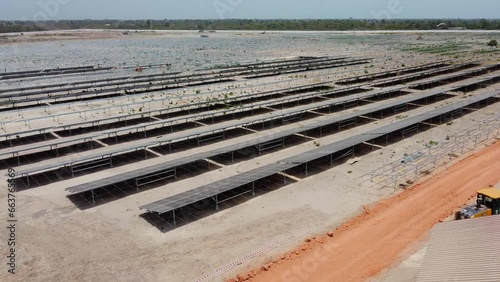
[{"x1": 139, "y1": 89, "x2": 500, "y2": 215}]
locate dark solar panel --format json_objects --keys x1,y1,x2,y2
[
  {"x1": 63, "y1": 85, "x2": 462, "y2": 194},
  {"x1": 37, "y1": 82, "x2": 497, "y2": 194},
  {"x1": 14, "y1": 85, "x2": 408, "y2": 176},
  {"x1": 139, "y1": 162, "x2": 295, "y2": 214},
  {"x1": 2, "y1": 83, "x2": 390, "y2": 159}
]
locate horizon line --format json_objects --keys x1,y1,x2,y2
[{"x1": 2, "y1": 18, "x2": 500, "y2": 21}]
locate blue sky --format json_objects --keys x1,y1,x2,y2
[{"x1": 0, "y1": 0, "x2": 499, "y2": 20}]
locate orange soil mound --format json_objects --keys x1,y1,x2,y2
[{"x1": 228, "y1": 141, "x2": 500, "y2": 282}]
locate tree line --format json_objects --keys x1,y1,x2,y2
[{"x1": 1, "y1": 19, "x2": 499, "y2": 33}]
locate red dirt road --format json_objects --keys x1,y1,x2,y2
[{"x1": 229, "y1": 142, "x2": 500, "y2": 282}]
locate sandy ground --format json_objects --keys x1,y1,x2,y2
[
  {"x1": 231, "y1": 141, "x2": 500, "y2": 282},
  {"x1": 0, "y1": 29, "x2": 164, "y2": 45},
  {"x1": 1, "y1": 29, "x2": 499, "y2": 46}
]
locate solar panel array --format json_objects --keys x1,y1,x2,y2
[
  {"x1": 140, "y1": 163, "x2": 296, "y2": 214},
  {"x1": 63, "y1": 79, "x2": 493, "y2": 194},
  {"x1": 139, "y1": 89, "x2": 500, "y2": 215},
  {"x1": 4, "y1": 55, "x2": 499, "y2": 226},
  {"x1": 11, "y1": 65, "x2": 494, "y2": 166},
  {"x1": 12, "y1": 85, "x2": 410, "y2": 177}
]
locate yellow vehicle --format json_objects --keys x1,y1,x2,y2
[{"x1": 455, "y1": 189, "x2": 500, "y2": 220}]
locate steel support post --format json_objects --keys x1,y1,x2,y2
[{"x1": 173, "y1": 210, "x2": 176, "y2": 227}]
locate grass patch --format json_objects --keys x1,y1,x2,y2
[
  {"x1": 474, "y1": 49, "x2": 500, "y2": 54},
  {"x1": 401, "y1": 43, "x2": 469, "y2": 55}
]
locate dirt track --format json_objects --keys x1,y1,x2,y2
[{"x1": 229, "y1": 141, "x2": 500, "y2": 282}]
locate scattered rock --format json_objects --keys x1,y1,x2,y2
[
  {"x1": 261, "y1": 265, "x2": 270, "y2": 271},
  {"x1": 406, "y1": 180, "x2": 414, "y2": 185},
  {"x1": 363, "y1": 205, "x2": 371, "y2": 214},
  {"x1": 305, "y1": 238, "x2": 311, "y2": 242},
  {"x1": 347, "y1": 157, "x2": 361, "y2": 165},
  {"x1": 327, "y1": 231, "x2": 334, "y2": 237}
]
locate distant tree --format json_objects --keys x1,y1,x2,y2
[
  {"x1": 1, "y1": 19, "x2": 500, "y2": 33},
  {"x1": 479, "y1": 19, "x2": 490, "y2": 29},
  {"x1": 487, "y1": 40, "x2": 498, "y2": 47}
]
